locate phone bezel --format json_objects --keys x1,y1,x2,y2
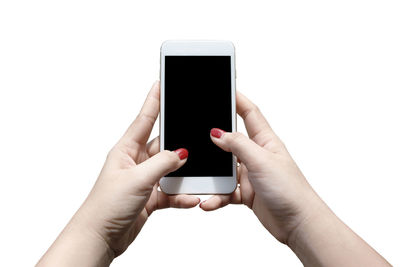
[{"x1": 159, "y1": 40, "x2": 237, "y2": 195}]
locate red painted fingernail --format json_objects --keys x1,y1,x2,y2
[
  {"x1": 174, "y1": 148, "x2": 188, "y2": 160},
  {"x1": 211, "y1": 128, "x2": 225, "y2": 138}
]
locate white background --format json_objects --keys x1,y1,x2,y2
[{"x1": 0, "y1": 1, "x2": 399, "y2": 266}]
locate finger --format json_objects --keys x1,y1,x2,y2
[
  {"x1": 237, "y1": 165, "x2": 255, "y2": 208},
  {"x1": 134, "y1": 148, "x2": 188, "y2": 186},
  {"x1": 236, "y1": 91, "x2": 276, "y2": 146},
  {"x1": 146, "y1": 136, "x2": 160, "y2": 157},
  {"x1": 199, "y1": 195, "x2": 230, "y2": 211},
  {"x1": 210, "y1": 128, "x2": 268, "y2": 169},
  {"x1": 121, "y1": 81, "x2": 160, "y2": 146},
  {"x1": 145, "y1": 185, "x2": 200, "y2": 216},
  {"x1": 199, "y1": 188, "x2": 241, "y2": 211},
  {"x1": 158, "y1": 193, "x2": 200, "y2": 210}
]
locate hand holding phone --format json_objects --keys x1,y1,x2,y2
[{"x1": 160, "y1": 40, "x2": 237, "y2": 194}]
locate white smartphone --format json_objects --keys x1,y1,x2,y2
[{"x1": 159, "y1": 40, "x2": 237, "y2": 194}]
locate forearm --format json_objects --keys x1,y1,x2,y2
[
  {"x1": 287, "y1": 199, "x2": 391, "y2": 267},
  {"x1": 36, "y1": 207, "x2": 114, "y2": 267}
]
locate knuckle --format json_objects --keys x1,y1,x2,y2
[
  {"x1": 106, "y1": 146, "x2": 118, "y2": 160},
  {"x1": 252, "y1": 103, "x2": 261, "y2": 114},
  {"x1": 162, "y1": 150, "x2": 180, "y2": 168},
  {"x1": 243, "y1": 102, "x2": 260, "y2": 119},
  {"x1": 174, "y1": 196, "x2": 184, "y2": 208},
  {"x1": 228, "y1": 132, "x2": 246, "y2": 144},
  {"x1": 136, "y1": 113, "x2": 156, "y2": 125}
]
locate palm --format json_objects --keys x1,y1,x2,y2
[
  {"x1": 106, "y1": 140, "x2": 155, "y2": 248},
  {"x1": 119, "y1": 137, "x2": 174, "y2": 244},
  {"x1": 200, "y1": 91, "x2": 308, "y2": 244},
  {"x1": 99, "y1": 83, "x2": 200, "y2": 256}
]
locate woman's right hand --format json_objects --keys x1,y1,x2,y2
[
  {"x1": 200, "y1": 91, "x2": 322, "y2": 245},
  {"x1": 201, "y1": 92, "x2": 391, "y2": 267}
]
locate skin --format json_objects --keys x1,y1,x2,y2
[
  {"x1": 37, "y1": 82, "x2": 200, "y2": 266},
  {"x1": 37, "y1": 81, "x2": 391, "y2": 267},
  {"x1": 202, "y1": 93, "x2": 392, "y2": 266}
]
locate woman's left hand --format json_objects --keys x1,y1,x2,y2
[{"x1": 37, "y1": 81, "x2": 200, "y2": 267}]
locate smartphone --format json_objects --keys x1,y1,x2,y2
[{"x1": 159, "y1": 40, "x2": 237, "y2": 194}]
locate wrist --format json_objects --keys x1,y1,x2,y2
[
  {"x1": 37, "y1": 203, "x2": 115, "y2": 267},
  {"x1": 286, "y1": 194, "x2": 391, "y2": 267},
  {"x1": 286, "y1": 194, "x2": 344, "y2": 266},
  {"x1": 71, "y1": 202, "x2": 116, "y2": 263},
  {"x1": 286, "y1": 191, "x2": 332, "y2": 249}
]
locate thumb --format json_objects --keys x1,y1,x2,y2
[
  {"x1": 134, "y1": 148, "x2": 188, "y2": 186},
  {"x1": 210, "y1": 128, "x2": 266, "y2": 169}
]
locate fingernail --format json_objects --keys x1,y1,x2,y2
[
  {"x1": 199, "y1": 200, "x2": 206, "y2": 208},
  {"x1": 211, "y1": 128, "x2": 225, "y2": 138},
  {"x1": 174, "y1": 148, "x2": 188, "y2": 160}
]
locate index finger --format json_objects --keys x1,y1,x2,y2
[
  {"x1": 121, "y1": 81, "x2": 160, "y2": 146},
  {"x1": 236, "y1": 91, "x2": 276, "y2": 145}
]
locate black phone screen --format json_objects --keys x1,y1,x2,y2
[{"x1": 164, "y1": 56, "x2": 233, "y2": 177}]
